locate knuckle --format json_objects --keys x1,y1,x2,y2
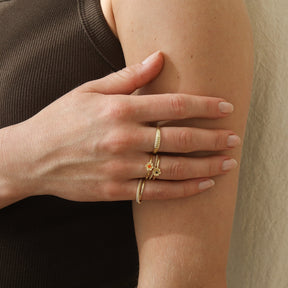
[
  {"x1": 213, "y1": 133, "x2": 226, "y2": 150},
  {"x1": 169, "y1": 94, "x2": 187, "y2": 117},
  {"x1": 104, "y1": 183, "x2": 118, "y2": 200},
  {"x1": 154, "y1": 185, "x2": 169, "y2": 200},
  {"x1": 205, "y1": 99, "x2": 217, "y2": 115},
  {"x1": 116, "y1": 64, "x2": 142, "y2": 91},
  {"x1": 116, "y1": 68, "x2": 133, "y2": 81},
  {"x1": 123, "y1": 64, "x2": 142, "y2": 77},
  {"x1": 178, "y1": 130, "x2": 193, "y2": 152},
  {"x1": 64, "y1": 87, "x2": 84, "y2": 104},
  {"x1": 169, "y1": 160, "x2": 184, "y2": 178},
  {"x1": 103, "y1": 132, "x2": 131, "y2": 154},
  {"x1": 77, "y1": 80, "x2": 94, "y2": 92},
  {"x1": 108, "y1": 100, "x2": 133, "y2": 120},
  {"x1": 103, "y1": 160, "x2": 122, "y2": 178},
  {"x1": 208, "y1": 161, "x2": 218, "y2": 176}
]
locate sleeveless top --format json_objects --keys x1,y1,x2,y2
[{"x1": 0, "y1": 0, "x2": 139, "y2": 287}]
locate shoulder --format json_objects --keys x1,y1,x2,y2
[{"x1": 100, "y1": 0, "x2": 118, "y2": 39}]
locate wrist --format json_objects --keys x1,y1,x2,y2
[{"x1": 0, "y1": 124, "x2": 39, "y2": 208}]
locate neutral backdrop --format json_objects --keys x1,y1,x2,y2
[{"x1": 227, "y1": 1, "x2": 288, "y2": 287}]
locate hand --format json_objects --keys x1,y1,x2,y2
[{"x1": 1, "y1": 51, "x2": 240, "y2": 203}]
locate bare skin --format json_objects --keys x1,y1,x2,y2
[
  {"x1": 108, "y1": 0, "x2": 254, "y2": 287},
  {"x1": 0, "y1": 52, "x2": 239, "y2": 209}
]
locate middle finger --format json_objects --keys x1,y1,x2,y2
[{"x1": 133, "y1": 126, "x2": 241, "y2": 153}]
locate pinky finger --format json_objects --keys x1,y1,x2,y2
[{"x1": 128, "y1": 178, "x2": 216, "y2": 201}]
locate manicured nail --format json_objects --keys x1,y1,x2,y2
[
  {"x1": 222, "y1": 159, "x2": 238, "y2": 171},
  {"x1": 227, "y1": 135, "x2": 241, "y2": 147},
  {"x1": 199, "y1": 179, "x2": 215, "y2": 191},
  {"x1": 219, "y1": 102, "x2": 234, "y2": 113},
  {"x1": 142, "y1": 51, "x2": 161, "y2": 65}
]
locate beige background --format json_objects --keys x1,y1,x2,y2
[{"x1": 227, "y1": 1, "x2": 288, "y2": 287}]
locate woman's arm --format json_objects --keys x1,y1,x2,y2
[
  {"x1": 0, "y1": 52, "x2": 237, "y2": 210},
  {"x1": 112, "y1": 0, "x2": 254, "y2": 286}
]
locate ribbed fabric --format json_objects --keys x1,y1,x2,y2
[
  {"x1": 0, "y1": 1, "x2": 138, "y2": 287},
  {"x1": 78, "y1": 0, "x2": 125, "y2": 70}
]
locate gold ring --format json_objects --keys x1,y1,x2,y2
[
  {"x1": 153, "y1": 126, "x2": 161, "y2": 154},
  {"x1": 144, "y1": 155, "x2": 154, "y2": 179},
  {"x1": 149, "y1": 154, "x2": 161, "y2": 180},
  {"x1": 136, "y1": 178, "x2": 146, "y2": 204}
]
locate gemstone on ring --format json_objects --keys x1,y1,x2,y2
[
  {"x1": 145, "y1": 161, "x2": 154, "y2": 171},
  {"x1": 150, "y1": 154, "x2": 161, "y2": 180},
  {"x1": 145, "y1": 157, "x2": 154, "y2": 179},
  {"x1": 153, "y1": 168, "x2": 161, "y2": 177}
]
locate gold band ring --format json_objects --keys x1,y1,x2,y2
[
  {"x1": 136, "y1": 178, "x2": 146, "y2": 204},
  {"x1": 153, "y1": 126, "x2": 161, "y2": 154}
]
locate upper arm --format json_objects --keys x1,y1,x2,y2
[
  {"x1": 113, "y1": 0, "x2": 253, "y2": 98},
  {"x1": 113, "y1": 0, "x2": 253, "y2": 137},
  {"x1": 112, "y1": 0, "x2": 254, "y2": 286}
]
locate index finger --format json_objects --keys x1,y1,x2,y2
[{"x1": 129, "y1": 93, "x2": 234, "y2": 122}]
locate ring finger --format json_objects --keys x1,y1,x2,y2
[{"x1": 125, "y1": 154, "x2": 238, "y2": 181}]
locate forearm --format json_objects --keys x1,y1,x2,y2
[
  {"x1": 114, "y1": 0, "x2": 254, "y2": 286},
  {"x1": 133, "y1": 176, "x2": 238, "y2": 287}
]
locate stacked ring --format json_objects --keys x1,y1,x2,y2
[
  {"x1": 144, "y1": 155, "x2": 154, "y2": 179},
  {"x1": 153, "y1": 126, "x2": 161, "y2": 154},
  {"x1": 136, "y1": 126, "x2": 162, "y2": 204},
  {"x1": 150, "y1": 154, "x2": 161, "y2": 180},
  {"x1": 136, "y1": 179, "x2": 146, "y2": 204}
]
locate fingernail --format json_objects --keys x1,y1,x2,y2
[
  {"x1": 222, "y1": 159, "x2": 238, "y2": 171},
  {"x1": 219, "y1": 102, "x2": 234, "y2": 113},
  {"x1": 199, "y1": 179, "x2": 215, "y2": 191},
  {"x1": 227, "y1": 135, "x2": 241, "y2": 147},
  {"x1": 142, "y1": 51, "x2": 161, "y2": 65}
]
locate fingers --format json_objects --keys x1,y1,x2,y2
[
  {"x1": 132, "y1": 126, "x2": 241, "y2": 153},
  {"x1": 106, "y1": 153, "x2": 237, "y2": 181},
  {"x1": 104, "y1": 153, "x2": 238, "y2": 201},
  {"x1": 129, "y1": 93, "x2": 234, "y2": 122},
  {"x1": 81, "y1": 51, "x2": 164, "y2": 95},
  {"x1": 160, "y1": 127, "x2": 241, "y2": 152},
  {"x1": 138, "y1": 178, "x2": 215, "y2": 200},
  {"x1": 112, "y1": 178, "x2": 216, "y2": 201},
  {"x1": 129, "y1": 154, "x2": 238, "y2": 181},
  {"x1": 105, "y1": 154, "x2": 237, "y2": 201}
]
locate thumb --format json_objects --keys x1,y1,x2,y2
[{"x1": 85, "y1": 51, "x2": 164, "y2": 94}]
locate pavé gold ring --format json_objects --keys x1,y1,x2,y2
[{"x1": 153, "y1": 126, "x2": 161, "y2": 154}]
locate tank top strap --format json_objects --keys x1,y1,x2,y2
[{"x1": 78, "y1": 0, "x2": 126, "y2": 71}]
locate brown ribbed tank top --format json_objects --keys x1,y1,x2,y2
[{"x1": 0, "y1": 0, "x2": 138, "y2": 287}]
